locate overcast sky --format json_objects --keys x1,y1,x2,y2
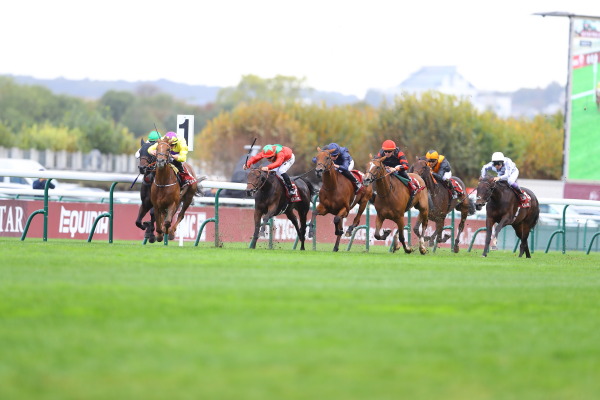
[{"x1": 1, "y1": 0, "x2": 599, "y2": 98}]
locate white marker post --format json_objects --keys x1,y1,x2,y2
[{"x1": 176, "y1": 115, "x2": 195, "y2": 151}]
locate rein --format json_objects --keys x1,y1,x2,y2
[{"x1": 247, "y1": 170, "x2": 270, "y2": 193}]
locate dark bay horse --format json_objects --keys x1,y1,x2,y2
[
  {"x1": 150, "y1": 139, "x2": 202, "y2": 243},
  {"x1": 135, "y1": 140, "x2": 157, "y2": 243},
  {"x1": 474, "y1": 176, "x2": 540, "y2": 258},
  {"x1": 246, "y1": 169, "x2": 315, "y2": 250},
  {"x1": 410, "y1": 158, "x2": 476, "y2": 252},
  {"x1": 363, "y1": 156, "x2": 429, "y2": 254},
  {"x1": 308, "y1": 147, "x2": 374, "y2": 252}
]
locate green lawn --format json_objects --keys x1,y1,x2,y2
[{"x1": 2, "y1": 239, "x2": 600, "y2": 400}]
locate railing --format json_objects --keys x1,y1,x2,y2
[{"x1": 3, "y1": 169, "x2": 600, "y2": 253}]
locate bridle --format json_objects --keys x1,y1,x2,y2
[
  {"x1": 153, "y1": 141, "x2": 178, "y2": 188},
  {"x1": 476, "y1": 178, "x2": 496, "y2": 205},
  {"x1": 364, "y1": 159, "x2": 395, "y2": 196},
  {"x1": 246, "y1": 169, "x2": 270, "y2": 195},
  {"x1": 315, "y1": 151, "x2": 334, "y2": 177}
]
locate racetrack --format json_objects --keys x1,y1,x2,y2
[{"x1": 2, "y1": 239, "x2": 600, "y2": 400}]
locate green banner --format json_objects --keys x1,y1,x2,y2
[{"x1": 568, "y1": 17, "x2": 600, "y2": 181}]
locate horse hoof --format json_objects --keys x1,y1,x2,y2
[
  {"x1": 490, "y1": 246, "x2": 498, "y2": 251},
  {"x1": 168, "y1": 233, "x2": 175, "y2": 241},
  {"x1": 149, "y1": 236, "x2": 156, "y2": 243}
]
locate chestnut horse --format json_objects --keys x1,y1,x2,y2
[
  {"x1": 474, "y1": 176, "x2": 539, "y2": 258},
  {"x1": 410, "y1": 158, "x2": 475, "y2": 252},
  {"x1": 308, "y1": 147, "x2": 374, "y2": 252},
  {"x1": 150, "y1": 139, "x2": 203, "y2": 243},
  {"x1": 363, "y1": 156, "x2": 429, "y2": 254},
  {"x1": 135, "y1": 140, "x2": 157, "y2": 243},
  {"x1": 246, "y1": 169, "x2": 315, "y2": 250}
]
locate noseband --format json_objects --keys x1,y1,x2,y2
[
  {"x1": 247, "y1": 170, "x2": 269, "y2": 193},
  {"x1": 315, "y1": 152, "x2": 334, "y2": 173},
  {"x1": 477, "y1": 179, "x2": 497, "y2": 204}
]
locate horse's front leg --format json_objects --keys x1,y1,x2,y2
[
  {"x1": 373, "y1": 215, "x2": 391, "y2": 241},
  {"x1": 249, "y1": 209, "x2": 264, "y2": 249},
  {"x1": 394, "y1": 216, "x2": 412, "y2": 254},
  {"x1": 164, "y1": 202, "x2": 179, "y2": 241},
  {"x1": 136, "y1": 204, "x2": 149, "y2": 230},
  {"x1": 308, "y1": 203, "x2": 327, "y2": 239},
  {"x1": 346, "y1": 198, "x2": 368, "y2": 237},
  {"x1": 154, "y1": 208, "x2": 164, "y2": 243},
  {"x1": 332, "y1": 208, "x2": 349, "y2": 252},
  {"x1": 482, "y1": 218, "x2": 495, "y2": 257}
]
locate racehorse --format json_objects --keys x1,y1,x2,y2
[
  {"x1": 245, "y1": 169, "x2": 315, "y2": 250},
  {"x1": 308, "y1": 147, "x2": 374, "y2": 252},
  {"x1": 363, "y1": 155, "x2": 429, "y2": 254},
  {"x1": 410, "y1": 158, "x2": 476, "y2": 252},
  {"x1": 135, "y1": 140, "x2": 157, "y2": 243},
  {"x1": 474, "y1": 176, "x2": 540, "y2": 258},
  {"x1": 150, "y1": 138, "x2": 203, "y2": 243}
]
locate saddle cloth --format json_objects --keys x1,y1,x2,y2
[
  {"x1": 275, "y1": 176, "x2": 302, "y2": 203},
  {"x1": 450, "y1": 178, "x2": 464, "y2": 195}
]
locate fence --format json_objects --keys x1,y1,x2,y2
[
  {"x1": 0, "y1": 147, "x2": 137, "y2": 173},
  {"x1": 1, "y1": 169, "x2": 600, "y2": 253}
]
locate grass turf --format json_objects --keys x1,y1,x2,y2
[{"x1": 1, "y1": 238, "x2": 600, "y2": 400}]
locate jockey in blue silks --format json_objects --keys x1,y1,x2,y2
[{"x1": 313, "y1": 143, "x2": 362, "y2": 193}]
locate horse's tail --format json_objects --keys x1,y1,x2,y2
[
  {"x1": 369, "y1": 192, "x2": 377, "y2": 204},
  {"x1": 466, "y1": 196, "x2": 476, "y2": 216},
  {"x1": 298, "y1": 177, "x2": 316, "y2": 198},
  {"x1": 194, "y1": 176, "x2": 208, "y2": 196}
]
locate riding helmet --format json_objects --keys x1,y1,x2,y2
[
  {"x1": 491, "y1": 152, "x2": 505, "y2": 162},
  {"x1": 327, "y1": 143, "x2": 341, "y2": 156},
  {"x1": 263, "y1": 145, "x2": 276, "y2": 158},
  {"x1": 165, "y1": 131, "x2": 178, "y2": 144},
  {"x1": 426, "y1": 150, "x2": 439, "y2": 161},
  {"x1": 382, "y1": 140, "x2": 396, "y2": 150},
  {"x1": 148, "y1": 130, "x2": 161, "y2": 142}
]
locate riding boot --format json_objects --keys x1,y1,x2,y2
[
  {"x1": 341, "y1": 169, "x2": 362, "y2": 193},
  {"x1": 281, "y1": 173, "x2": 296, "y2": 195}
]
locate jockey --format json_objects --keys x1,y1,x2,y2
[
  {"x1": 481, "y1": 152, "x2": 527, "y2": 203},
  {"x1": 425, "y1": 149, "x2": 458, "y2": 199},
  {"x1": 135, "y1": 130, "x2": 161, "y2": 158},
  {"x1": 313, "y1": 143, "x2": 362, "y2": 193},
  {"x1": 244, "y1": 144, "x2": 297, "y2": 196},
  {"x1": 377, "y1": 139, "x2": 412, "y2": 187},
  {"x1": 148, "y1": 131, "x2": 195, "y2": 186}
]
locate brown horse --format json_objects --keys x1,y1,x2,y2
[
  {"x1": 135, "y1": 140, "x2": 157, "y2": 243},
  {"x1": 246, "y1": 169, "x2": 315, "y2": 250},
  {"x1": 363, "y1": 156, "x2": 429, "y2": 254},
  {"x1": 308, "y1": 147, "x2": 374, "y2": 252},
  {"x1": 474, "y1": 176, "x2": 540, "y2": 258},
  {"x1": 150, "y1": 139, "x2": 203, "y2": 243},
  {"x1": 410, "y1": 158, "x2": 475, "y2": 252}
]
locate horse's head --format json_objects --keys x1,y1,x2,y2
[
  {"x1": 411, "y1": 158, "x2": 430, "y2": 177},
  {"x1": 363, "y1": 154, "x2": 386, "y2": 187},
  {"x1": 314, "y1": 147, "x2": 335, "y2": 179},
  {"x1": 474, "y1": 176, "x2": 496, "y2": 211},
  {"x1": 155, "y1": 139, "x2": 172, "y2": 169},
  {"x1": 246, "y1": 168, "x2": 268, "y2": 197},
  {"x1": 137, "y1": 142, "x2": 157, "y2": 175}
]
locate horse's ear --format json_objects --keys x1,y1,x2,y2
[
  {"x1": 369, "y1": 153, "x2": 373, "y2": 159},
  {"x1": 140, "y1": 138, "x2": 144, "y2": 146},
  {"x1": 317, "y1": 146, "x2": 322, "y2": 152}
]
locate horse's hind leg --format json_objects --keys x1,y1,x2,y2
[
  {"x1": 453, "y1": 210, "x2": 469, "y2": 253},
  {"x1": 286, "y1": 209, "x2": 305, "y2": 250},
  {"x1": 517, "y1": 227, "x2": 532, "y2": 258},
  {"x1": 171, "y1": 196, "x2": 193, "y2": 237},
  {"x1": 332, "y1": 215, "x2": 345, "y2": 252}
]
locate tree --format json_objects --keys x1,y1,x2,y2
[{"x1": 216, "y1": 75, "x2": 311, "y2": 110}]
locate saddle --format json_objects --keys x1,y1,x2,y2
[
  {"x1": 276, "y1": 176, "x2": 302, "y2": 203},
  {"x1": 449, "y1": 178, "x2": 464, "y2": 196},
  {"x1": 351, "y1": 170, "x2": 364, "y2": 193},
  {"x1": 395, "y1": 174, "x2": 424, "y2": 196},
  {"x1": 175, "y1": 164, "x2": 197, "y2": 188}
]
